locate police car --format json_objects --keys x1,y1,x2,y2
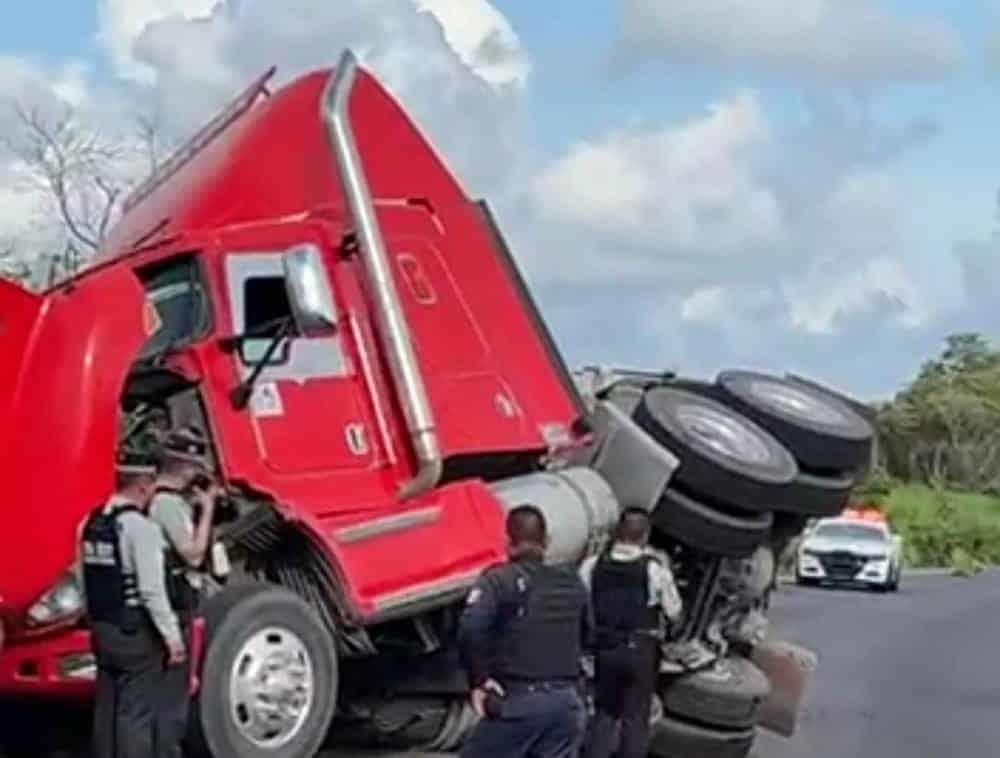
[{"x1": 795, "y1": 511, "x2": 902, "y2": 592}]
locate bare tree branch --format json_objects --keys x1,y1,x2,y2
[
  {"x1": 1, "y1": 100, "x2": 167, "y2": 284},
  {"x1": 7, "y1": 103, "x2": 103, "y2": 251},
  {"x1": 135, "y1": 112, "x2": 164, "y2": 179},
  {"x1": 0, "y1": 240, "x2": 32, "y2": 284}
]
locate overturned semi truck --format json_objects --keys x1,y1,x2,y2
[{"x1": 0, "y1": 50, "x2": 872, "y2": 758}]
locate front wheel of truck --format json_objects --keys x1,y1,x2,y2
[{"x1": 187, "y1": 581, "x2": 339, "y2": 758}]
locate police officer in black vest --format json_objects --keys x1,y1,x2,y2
[
  {"x1": 81, "y1": 453, "x2": 188, "y2": 758},
  {"x1": 457, "y1": 504, "x2": 591, "y2": 758},
  {"x1": 579, "y1": 508, "x2": 683, "y2": 758}
]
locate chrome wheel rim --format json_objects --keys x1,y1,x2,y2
[
  {"x1": 229, "y1": 626, "x2": 314, "y2": 749},
  {"x1": 748, "y1": 379, "x2": 847, "y2": 425},
  {"x1": 676, "y1": 404, "x2": 772, "y2": 464}
]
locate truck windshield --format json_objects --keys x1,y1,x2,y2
[
  {"x1": 814, "y1": 523, "x2": 885, "y2": 542},
  {"x1": 137, "y1": 255, "x2": 210, "y2": 361}
]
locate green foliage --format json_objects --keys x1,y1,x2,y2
[
  {"x1": 883, "y1": 485, "x2": 1000, "y2": 569},
  {"x1": 869, "y1": 332, "x2": 1000, "y2": 568},
  {"x1": 877, "y1": 332, "x2": 1000, "y2": 491},
  {"x1": 950, "y1": 548, "x2": 986, "y2": 578},
  {"x1": 855, "y1": 467, "x2": 896, "y2": 506}
]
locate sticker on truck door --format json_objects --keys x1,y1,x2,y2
[{"x1": 250, "y1": 381, "x2": 284, "y2": 417}]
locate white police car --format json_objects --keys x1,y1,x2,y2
[{"x1": 795, "y1": 515, "x2": 902, "y2": 592}]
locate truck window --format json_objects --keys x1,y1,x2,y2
[
  {"x1": 240, "y1": 275, "x2": 299, "y2": 364},
  {"x1": 137, "y1": 255, "x2": 210, "y2": 360},
  {"x1": 225, "y1": 252, "x2": 347, "y2": 376}
]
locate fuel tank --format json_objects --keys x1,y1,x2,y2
[{"x1": 488, "y1": 467, "x2": 621, "y2": 565}]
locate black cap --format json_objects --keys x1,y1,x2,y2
[{"x1": 160, "y1": 426, "x2": 210, "y2": 467}]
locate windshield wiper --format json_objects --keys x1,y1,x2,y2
[{"x1": 226, "y1": 317, "x2": 295, "y2": 410}]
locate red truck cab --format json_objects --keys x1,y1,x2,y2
[{"x1": 0, "y1": 50, "x2": 589, "y2": 725}]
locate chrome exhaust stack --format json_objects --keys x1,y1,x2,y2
[{"x1": 322, "y1": 49, "x2": 442, "y2": 499}]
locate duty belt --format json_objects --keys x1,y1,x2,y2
[
  {"x1": 502, "y1": 678, "x2": 578, "y2": 694},
  {"x1": 596, "y1": 627, "x2": 663, "y2": 648}
]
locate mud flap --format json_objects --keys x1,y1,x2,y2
[
  {"x1": 751, "y1": 640, "x2": 818, "y2": 737},
  {"x1": 188, "y1": 616, "x2": 206, "y2": 696}
]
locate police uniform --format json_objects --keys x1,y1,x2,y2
[
  {"x1": 578, "y1": 543, "x2": 683, "y2": 758},
  {"x1": 82, "y1": 469, "x2": 187, "y2": 758},
  {"x1": 457, "y1": 555, "x2": 591, "y2": 758}
]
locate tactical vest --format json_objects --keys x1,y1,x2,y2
[
  {"x1": 591, "y1": 550, "x2": 659, "y2": 647},
  {"x1": 494, "y1": 561, "x2": 586, "y2": 683},
  {"x1": 81, "y1": 504, "x2": 142, "y2": 630}
]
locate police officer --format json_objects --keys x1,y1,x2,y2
[
  {"x1": 82, "y1": 453, "x2": 186, "y2": 758},
  {"x1": 457, "y1": 505, "x2": 591, "y2": 758},
  {"x1": 578, "y1": 508, "x2": 683, "y2": 758},
  {"x1": 148, "y1": 426, "x2": 220, "y2": 758}
]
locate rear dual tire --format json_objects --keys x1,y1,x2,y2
[
  {"x1": 634, "y1": 388, "x2": 798, "y2": 513},
  {"x1": 661, "y1": 657, "x2": 771, "y2": 731},
  {"x1": 652, "y1": 488, "x2": 773, "y2": 558},
  {"x1": 715, "y1": 370, "x2": 873, "y2": 474},
  {"x1": 633, "y1": 373, "x2": 872, "y2": 524},
  {"x1": 649, "y1": 657, "x2": 768, "y2": 758},
  {"x1": 648, "y1": 713, "x2": 756, "y2": 758}
]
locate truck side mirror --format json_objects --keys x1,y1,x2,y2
[{"x1": 282, "y1": 243, "x2": 338, "y2": 337}]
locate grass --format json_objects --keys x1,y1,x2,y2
[{"x1": 880, "y1": 485, "x2": 1000, "y2": 570}]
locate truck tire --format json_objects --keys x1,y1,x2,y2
[
  {"x1": 634, "y1": 387, "x2": 798, "y2": 511},
  {"x1": 774, "y1": 470, "x2": 855, "y2": 516},
  {"x1": 648, "y1": 712, "x2": 756, "y2": 758},
  {"x1": 187, "y1": 581, "x2": 338, "y2": 758},
  {"x1": 715, "y1": 370, "x2": 873, "y2": 473},
  {"x1": 663, "y1": 379, "x2": 856, "y2": 515},
  {"x1": 652, "y1": 488, "x2": 773, "y2": 557},
  {"x1": 661, "y1": 656, "x2": 771, "y2": 730}
]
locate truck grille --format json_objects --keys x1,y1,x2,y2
[{"x1": 819, "y1": 551, "x2": 865, "y2": 579}]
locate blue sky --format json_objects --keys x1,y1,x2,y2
[
  {"x1": 0, "y1": 5, "x2": 98, "y2": 61},
  {"x1": 1, "y1": 1, "x2": 999, "y2": 401}
]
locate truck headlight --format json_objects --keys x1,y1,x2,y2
[{"x1": 26, "y1": 571, "x2": 84, "y2": 628}]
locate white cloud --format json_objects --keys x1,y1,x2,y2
[
  {"x1": 413, "y1": 0, "x2": 530, "y2": 88},
  {"x1": 680, "y1": 285, "x2": 776, "y2": 325},
  {"x1": 521, "y1": 86, "x2": 939, "y2": 347},
  {"x1": 0, "y1": 1, "x2": 960, "y2": 396},
  {"x1": 96, "y1": 0, "x2": 220, "y2": 81},
  {"x1": 2, "y1": 1, "x2": 531, "y2": 277},
  {"x1": 0, "y1": 160, "x2": 49, "y2": 250},
  {"x1": 783, "y1": 257, "x2": 929, "y2": 334},
  {"x1": 98, "y1": 0, "x2": 529, "y2": 90},
  {"x1": 50, "y1": 62, "x2": 94, "y2": 108},
  {"x1": 122, "y1": 0, "x2": 525, "y2": 195},
  {"x1": 619, "y1": 0, "x2": 962, "y2": 82},
  {"x1": 530, "y1": 91, "x2": 783, "y2": 279}
]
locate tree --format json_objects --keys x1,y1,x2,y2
[
  {"x1": 1, "y1": 101, "x2": 169, "y2": 287},
  {"x1": 0, "y1": 240, "x2": 30, "y2": 283},
  {"x1": 876, "y1": 332, "x2": 1000, "y2": 490}
]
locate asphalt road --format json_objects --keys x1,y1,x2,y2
[
  {"x1": 5, "y1": 571, "x2": 998, "y2": 757},
  {"x1": 330, "y1": 570, "x2": 1000, "y2": 758},
  {"x1": 754, "y1": 570, "x2": 1000, "y2": 758}
]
